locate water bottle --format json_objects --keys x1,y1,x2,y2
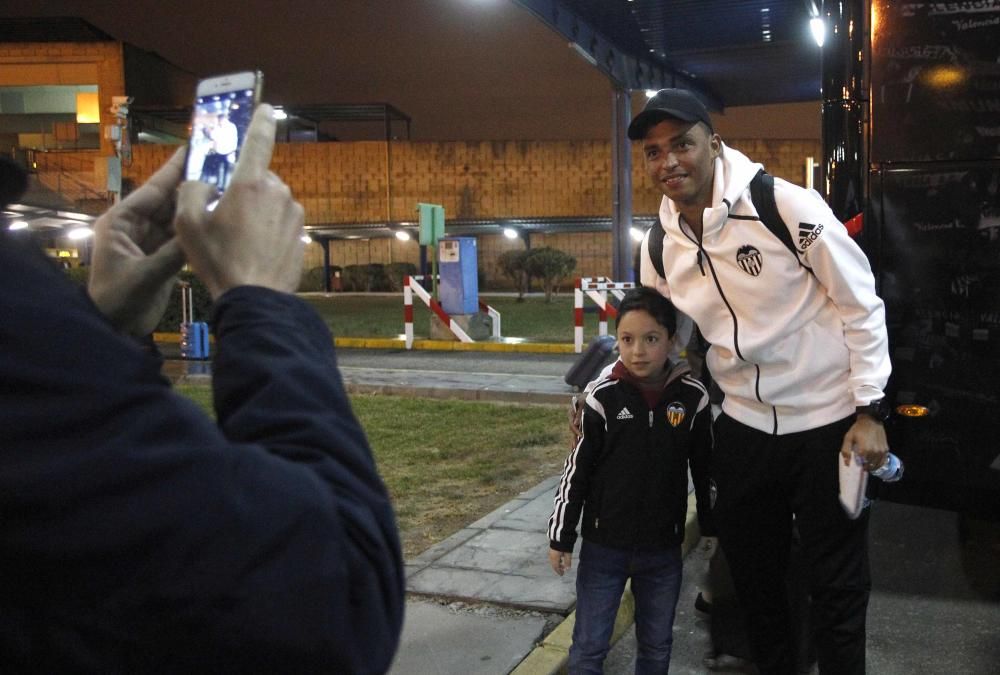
[{"x1": 869, "y1": 452, "x2": 903, "y2": 483}]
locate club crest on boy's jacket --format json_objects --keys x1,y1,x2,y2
[{"x1": 666, "y1": 402, "x2": 686, "y2": 428}]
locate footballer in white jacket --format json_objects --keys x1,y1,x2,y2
[
  {"x1": 631, "y1": 89, "x2": 891, "y2": 675},
  {"x1": 639, "y1": 142, "x2": 890, "y2": 437}
]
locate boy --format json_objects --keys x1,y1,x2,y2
[{"x1": 548, "y1": 287, "x2": 714, "y2": 674}]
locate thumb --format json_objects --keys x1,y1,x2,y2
[
  {"x1": 141, "y1": 237, "x2": 185, "y2": 281},
  {"x1": 840, "y1": 433, "x2": 854, "y2": 465}
]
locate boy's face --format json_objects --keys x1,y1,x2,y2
[{"x1": 617, "y1": 309, "x2": 672, "y2": 384}]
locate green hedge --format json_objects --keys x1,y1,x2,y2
[
  {"x1": 299, "y1": 265, "x2": 343, "y2": 292},
  {"x1": 63, "y1": 266, "x2": 91, "y2": 287},
  {"x1": 156, "y1": 272, "x2": 213, "y2": 332}
]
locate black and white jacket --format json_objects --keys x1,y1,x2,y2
[
  {"x1": 640, "y1": 143, "x2": 891, "y2": 435},
  {"x1": 548, "y1": 360, "x2": 714, "y2": 554}
]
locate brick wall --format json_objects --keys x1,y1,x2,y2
[
  {"x1": 0, "y1": 41, "x2": 126, "y2": 157},
  {"x1": 126, "y1": 136, "x2": 821, "y2": 285}
]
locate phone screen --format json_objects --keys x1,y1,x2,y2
[{"x1": 185, "y1": 86, "x2": 257, "y2": 193}]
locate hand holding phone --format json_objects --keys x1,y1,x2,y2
[
  {"x1": 185, "y1": 71, "x2": 262, "y2": 195},
  {"x1": 176, "y1": 103, "x2": 306, "y2": 300}
]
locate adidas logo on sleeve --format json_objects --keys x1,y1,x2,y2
[
  {"x1": 798, "y1": 222, "x2": 824, "y2": 250},
  {"x1": 616, "y1": 407, "x2": 634, "y2": 420}
]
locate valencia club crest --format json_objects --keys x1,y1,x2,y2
[{"x1": 666, "y1": 402, "x2": 686, "y2": 428}]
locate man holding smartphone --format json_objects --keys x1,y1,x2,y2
[{"x1": 0, "y1": 105, "x2": 404, "y2": 671}]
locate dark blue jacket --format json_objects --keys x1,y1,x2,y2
[{"x1": 0, "y1": 233, "x2": 404, "y2": 673}]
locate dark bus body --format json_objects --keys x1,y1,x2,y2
[{"x1": 860, "y1": 1, "x2": 999, "y2": 518}]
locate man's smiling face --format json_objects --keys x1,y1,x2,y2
[{"x1": 642, "y1": 118, "x2": 721, "y2": 214}]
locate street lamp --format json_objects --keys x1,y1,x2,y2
[{"x1": 67, "y1": 226, "x2": 93, "y2": 240}]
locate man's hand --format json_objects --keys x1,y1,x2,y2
[
  {"x1": 549, "y1": 548, "x2": 573, "y2": 576},
  {"x1": 175, "y1": 104, "x2": 305, "y2": 300},
  {"x1": 840, "y1": 414, "x2": 889, "y2": 469},
  {"x1": 88, "y1": 148, "x2": 187, "y2": 335}
]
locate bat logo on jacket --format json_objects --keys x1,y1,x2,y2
[
  {"x1": 666, "y1": 402, "x2": 686, "y2": 428},
  {"x1": 736, "y1": 245, "x2": 763, "y2": 276}
]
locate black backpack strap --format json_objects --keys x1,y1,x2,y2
[
  {"x1": 749, "y1": 169, "x2": 798, "y2": 259},
  {"x1": 645, "y1": 220, "x2": 666, "y2": 280}
]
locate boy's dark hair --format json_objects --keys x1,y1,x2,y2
[{"x1": 616, "y1": 287, "x2": 677, "y2": 337}]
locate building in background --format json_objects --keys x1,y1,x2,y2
[{"x1": 2, "y1": 17, "x2": 821, "y2": 284}]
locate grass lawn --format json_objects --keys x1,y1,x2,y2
[
  {"x1": 300, "y1": 293, "x2": 612, "y2": 344},
  {"x1": 175, "y1": 384, "x2": 568, "y2": 557}
]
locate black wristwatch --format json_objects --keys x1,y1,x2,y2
[{"x1": 856, "y1": 398, "x2": 890, "y2": 423}]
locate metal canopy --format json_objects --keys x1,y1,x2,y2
[
  {"x1": 515, "y1": 0, "x2": 820, "y2": 109},
  {"x1": 131, "y1": 102, "x2": 412, "y2": 141},
  {"x1": 304, "y1": 215, "x2": 659, "y2": 241},
  {"x1": 511, "y1": 0, "x2": 823, "y2": 281}
]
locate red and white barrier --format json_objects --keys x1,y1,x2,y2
[
  {"x1": 478, "y1": 301, "x2": 501, "y2": 340},
  {"x1": 403, "y1": 275, "x2": 501, "y2": 349},
  {"x1": 574, "y1": 277, "x2": 635, "y2": 353}
]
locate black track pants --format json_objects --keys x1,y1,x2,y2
[{"x1": 711, "y1": 413, "x2": 871, "y2": 675}]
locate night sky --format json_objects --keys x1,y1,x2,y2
[{"x1": 3, "y1": 0, "x2": 624, "y2": 141}]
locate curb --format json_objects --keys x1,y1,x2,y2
[
  {"x1": 344, "y1": 383, "x2": 569, "y2": 405},
  {"x1": 510, "y1": 492, "x2": 703, "y2": 675},
  {"x1": 154, "y1": 332, "x2": 575, "y2": 355},
  {"x1": 334, "y1": 337, "x2": 576, "y2": 353}
]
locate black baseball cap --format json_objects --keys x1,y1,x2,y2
[{"x1": 627, "y1": 88, "x2": 714, "y2": 140}]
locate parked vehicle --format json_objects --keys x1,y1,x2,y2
[{"x1": 859, "y1": 1, "x2": 999, "y2": 518}]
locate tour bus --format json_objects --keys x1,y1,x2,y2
[{"x1": 844, "y1": 2, "x2": 999, "y2": 517}]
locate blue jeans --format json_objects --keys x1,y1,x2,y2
[{"x1": 569, "y1": 540, "x2": 683, "y2": 674}]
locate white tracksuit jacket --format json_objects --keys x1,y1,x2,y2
[{"x1": 640, "y1": 143, "x2": 891, "y2": 435}]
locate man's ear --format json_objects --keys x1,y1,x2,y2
[{"x1": 709, "y1": 133, "x2": 722, "y2": 160}]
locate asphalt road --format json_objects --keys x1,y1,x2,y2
[{"x1": 333, "y1": 348, "x2": 582, "y2": 378}]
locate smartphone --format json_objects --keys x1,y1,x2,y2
[{"x1": 185, "y1": 71, "x2": 262, "y2": 194}]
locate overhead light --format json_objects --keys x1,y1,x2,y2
[
  {"x1": 56, "y1": 210, "x2": 92, "y2": 221},
  {"x1": 67, "y1": 227, "x2": 94, "y2": 240},
  {"x1": 630, "y1": 227, "x2": 645, "y2": 242},
  {"x1": 395, "y1": 230, "x2": 411, "y2": 241},
  {"x1": 503, "y1": 227, "x2": 519, "y2": 239},
  {"x1": 810, "y1": 17, "x2": 826, "y2": 47},
  {"x1": 761, "y1": 7, "x2": 772, "y2": 43},
  {"x1": 8, "y1": 220, "x2": 29, "y2": 231},
  {"x1": 273, "y1": 108, "x2": 288, "y2": 121}
]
